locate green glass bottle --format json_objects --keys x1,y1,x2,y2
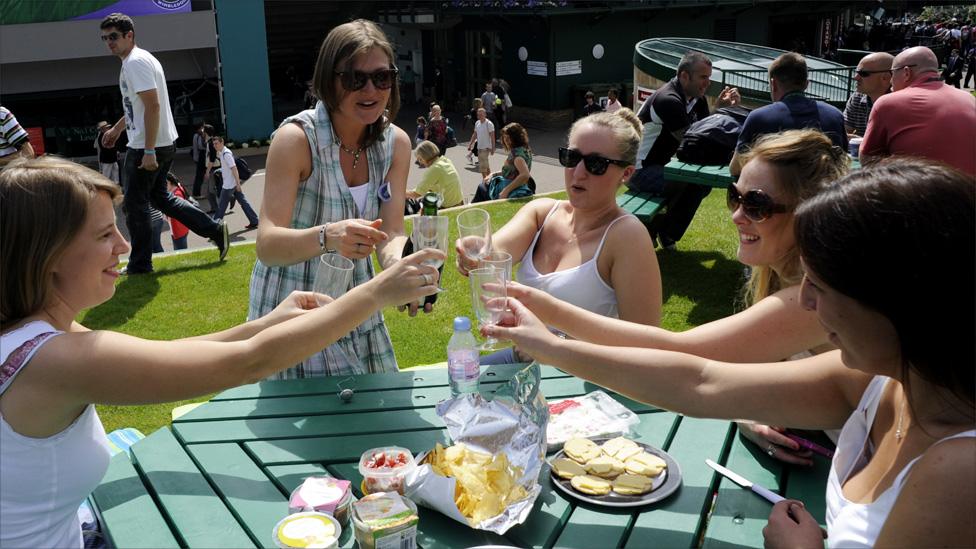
[{"x1": 422, "y1": 192, "x2": 439, "y2": 216}]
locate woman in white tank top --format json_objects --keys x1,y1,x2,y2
[
  {"x1": 488, "y1": 160, "x2": 975, "y2": 547},
  {"x1": 0, "y1": 157, "x2": 440, "y2": 548},
  {"x1": 456, "y1": 109, "x2": 663, "y2": 361}
]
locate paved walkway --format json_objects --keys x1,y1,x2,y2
[{"x1": 123, "y1": 105, "x2": 574, "y2": 259}]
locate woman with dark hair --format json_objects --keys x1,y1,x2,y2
[
  {"x1": 488, "y1": 158, "x2": 975, "y2": 548},
  {"x1": 472, "y1": 122, "x2": 534, "y2": 202},
  {"x1": 250, "y1": 19, "x2": 420, "y2": 379},
  {"x1": 0, "y1": 157, "x2": 441, "y2": 548}
]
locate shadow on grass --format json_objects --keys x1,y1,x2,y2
[
  {"x1": 79, "y1": 261, "x2": 225, "y2": 330},
  {"x1": 657, "y1": 249, "x2": 743, "y2": 326}
]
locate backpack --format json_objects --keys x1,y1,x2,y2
[
  {"x1": 676, "y1": 112, "x2": 744, "y2": 166},
  {"x1": 235, "y1": 157, "x2": 252, "y2": 181}
]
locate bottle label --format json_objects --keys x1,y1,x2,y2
[{"x1": 447, "y1": 349, "x2": 480, "y2": 382}]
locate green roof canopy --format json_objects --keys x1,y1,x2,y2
[{"x1": 634, "y1": 37, "x2": 854, "y2": 106}]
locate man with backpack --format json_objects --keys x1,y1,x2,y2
[{"x1": 211, "y1": 135, "x2": 259, "y2": 230}]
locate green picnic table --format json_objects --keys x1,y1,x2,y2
[
  {"x1": 617, "y1": 159, "x2": 733, "y2": 232},
  {"x1": 90, "y1": 364, "x2": 831, "y2": 548}
]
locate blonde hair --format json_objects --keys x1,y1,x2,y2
[
  {"x1": 569, "y1": 108, "x2": 643, "y2": 166},
  {"x1": 1, "y1": 157, "x2": 122, "y2": 327},
  {"x1": 733, "y1": 129, "x2": 849, "y2": 305},
  {"x1": 414, "y1": 140, "x2": 440, "y2": 164},
  {"x1": 312, "y1": 19, "x2": 399, "y2": 148}
]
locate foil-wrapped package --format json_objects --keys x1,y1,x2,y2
[{"x1": 403, "y1": 362, "x2": 548, "y2": 534}]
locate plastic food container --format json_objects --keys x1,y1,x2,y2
[
  {"x1": 272, "y1": 511, "x2": 340, "y2": 549},
  {"x1": 358, "y1": 446, "x2": 416, "y2": 495},
  {"x1": 351, "y1": 492, "x2": 419, "y2": 549},
  {"x1": 288, "y1": 480, "x2": 352, "y2": 527}
]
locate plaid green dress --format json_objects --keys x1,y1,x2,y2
[{"x1": 248, "y1": 103, "x2": 398, "y2": 379}]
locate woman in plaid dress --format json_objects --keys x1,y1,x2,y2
[{"x1": 249, "y1": 20, "x2": 422, "y2": 379}]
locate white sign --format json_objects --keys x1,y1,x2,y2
[
  {"x1": 527, "y1": 60, "x2": 548, "y2": 76},
  {"x1": 555, "y1": 60, "x2": 582, "y2": 76},
  {"x1": 636, "y1": 85, "x2": 655, "y2": 109}
]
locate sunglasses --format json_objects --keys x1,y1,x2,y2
[
  {"x1": 336, "y1": 68, "x2": 398, "y2": 91},
  {"x1": 854, "y1": 68, "x2": 892, "y2": 77},
  {"x1": 726, "y1": 184, "x2": 789, "y2": 222},
  {"x1": 558, "y1": 147, "x2": 630, "y2": 176},
  {"x1": 100, "y1": 32, "x2": 125, "y2": 42}
]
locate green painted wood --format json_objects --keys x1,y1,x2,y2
[
  {"x1": 503, "y1": 462, "x2": 575, "y2": 549},
  {"x1": 664, "y1": 159, "x2": 733, "y2": 188},
  {"x1": 246, "y1": 428, "x2": 452, "y2": 466},
  {"x1": 90, "y1": 452, "x2": 181, "y2": 549},
  {"x1": 175, "y1": 406, "x2": 448, "y2": 444},
  {"x1": 702, "y1": 429, "x2": 785, "y2": 549},
  {"x1": 782, "y1": 432, "x2": 833, "y2": 528},
  {"x1": 331, "y1": 463, "x2": 511, "y2": 549},
  {"x1": 185, "y1": 443, "x2": 291, "y2": 549},
  {"x1": 551, "y1": 412, "x2": 679, "y2": 548},
  {"x1": 180, "y1": 375, "x2": 652, "y2": 424},
  {"x1": 130, "y1": 428, "x2": 256, "y2": 548},
  {"x1": 616, "y1": 190, "x2": 645, "y2": 208},
  {"x1": 209, "y1": 363, "x2": 566, "y2": 401},
  {"x1": 625, "y1": 417, "x2": 735, "y2": 548},
  {"x1": 617, "y1": 190, "x2": 665, "y2": 225}
]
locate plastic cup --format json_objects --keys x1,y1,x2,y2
[{"x1": 272, "y1": 511, "x2": 340, "y2": 549}]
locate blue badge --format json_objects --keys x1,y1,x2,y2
[{"x1": 376, "y1": 180, "x2": 392, "y2": 202}]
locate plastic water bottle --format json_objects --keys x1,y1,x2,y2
[{"x1": 447, "y1": 316, "x2": 480, "y2": 396}]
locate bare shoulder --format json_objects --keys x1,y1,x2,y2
[
  {"x1": 270, "y1": 121, "x2": 309, "y2": 149},
  {"x1": 390, "y1": 123, "x2": 411, "y2": 147},
  {"x1": 911, "y1": 435, "x2": 976, "y2": 484},
  {"x1": 607, "y1": 212, "x2": 655, "y2": 245}
]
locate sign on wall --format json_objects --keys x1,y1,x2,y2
[
  {"x1": 527, "y1": 61, "x2": 548, "y2": 76},
  {"x1": 555, "y1": 60, "x2": 582, "y2": 76}
]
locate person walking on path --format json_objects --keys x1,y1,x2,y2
[
  {"x1": 94, "y1": 121, "x2": 119, "y2": 184},
  {"x1": 467, "y1": 107, "x2": 495, "y2": 179},
  {"x1": 97, "y1": 13, "x2": 229, "y2": 275},
  {"x1": 190, "y1": 121, "x2": 207, "y2": 197},
  {"x1": 211, "y1": 135, "x2": 259, "y2": 229}
]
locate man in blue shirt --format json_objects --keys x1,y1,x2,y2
[{"x1": 731, "y1": 52, "x2": 847, "y2": 175}]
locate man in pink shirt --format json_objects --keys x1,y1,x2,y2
[{"x1": 860, "y1": 46, "x2": 976, "y2": 176}]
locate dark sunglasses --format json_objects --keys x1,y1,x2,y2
[
  {"x1": 854, "y1": 68, "x2": 892, "y2": 77},
  {"x1": 558, "y1": 147, "x2": 630, "y2": 176},
  {"x1": 726, "y1": 184, "x2": 789, "y2": 222},
  {"x1": 100, "y1": 32, "x2": 124, "y2": 42},
  {"x1": 336, "y1": 68, "x2": 399, "y2": 91}
]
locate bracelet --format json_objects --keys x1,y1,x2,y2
[
  {"x1": 319, "y1": 223, "x2": 336, "y2": 253},
  {"x1": 144, "y1": 149, "x2": 156, "y2": 155}
]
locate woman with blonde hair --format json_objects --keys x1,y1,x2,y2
[
  {"x1": 250, "y1": 19, "x2": 424, "y2": 379},
  {"x1": 457, "y1": 109, "x2": 663, "y2": 363},
  {"x1": 502, "y1": 129, "x2": 850, "y2": 463},
  {"x1": 406, "y1": 140, "x2": 463, "y2": 211},
  {"x1": 0, "y1": 157, "x2": 441, "y2": 548}
]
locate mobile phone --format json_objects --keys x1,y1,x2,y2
[{"x1": 785, "y1": 433, "x2": 834, "y2": 458}]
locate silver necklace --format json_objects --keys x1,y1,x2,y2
[{"x1": 334, "y1": 131, "x2": 364, "y2": 169}]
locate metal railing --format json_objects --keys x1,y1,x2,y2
[{"x1": 720, "y1": 67, "x2": 857, "y2": 107}]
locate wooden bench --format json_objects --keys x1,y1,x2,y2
[
  {"x1": 617, "y1": 188, "x2": 665, "y2": 232},
  {"x1": 618, "y1": 160, "x2": 733, "y2": 233}
]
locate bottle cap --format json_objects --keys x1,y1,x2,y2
[{"x1": 453, "y1": 316, "x2": 471, "y2": 331}]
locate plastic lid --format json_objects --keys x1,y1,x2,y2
[{"x1": 453, "y1": 316, "x2": 471, "y2": 331}]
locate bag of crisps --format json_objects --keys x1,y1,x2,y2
[{"x1": 404, "y1": 363, "x2": 548, "y2": 533}]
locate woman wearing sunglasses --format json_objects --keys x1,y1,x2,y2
[
  {"x1": 457, "y1": 109, "x2": 663, "y2": 363},
  {"x1": 472, "y1": 123, "x2": 535, "y2": 202},
  {"x1": 249, "y1": 20, "x2": 419, "y2": 379},
  {"x1": 489, "y1": 159, "x2": 974, "y2": 549},
  {"x1": 500, "y1": 129, "x2": 849, "y2": 463}
]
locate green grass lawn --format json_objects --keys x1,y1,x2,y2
[{"x1": 84, "y1": 190, "x2": 740, "y2": 434}]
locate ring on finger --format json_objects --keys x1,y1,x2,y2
[
  {"x1": 766, "y1": 444, "x2": 777, "y2": 457},
  {"x1": 422, "y1": 273, "x2": 432, "y2": 286}
]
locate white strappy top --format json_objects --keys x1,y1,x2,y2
[
  {"x1": 516, "y1": 202, "x2": 630, "y2": 318},
  {"x1": 826, "y1": 376, "x2": 976, "y2": 548}
]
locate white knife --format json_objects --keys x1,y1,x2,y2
[{"x1": 705, "y1": 459, "x2": 785, "y2": 504}]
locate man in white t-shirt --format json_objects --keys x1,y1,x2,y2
[
  {"x1": 211, "y1": 136, "x2": 259, "y2": 229},
  {"x1": 467, "y1": 108, "x2": 495, "y2": 177},
  {"x1": 98, "y1": 12, "x2": 229, "y2": 274}
]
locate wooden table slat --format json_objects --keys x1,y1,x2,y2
[
  {"x1": 130, "y1": 428, "x2": 257, "y2": 548},
  {"x1": 625, "y1": 416, "x2": 735, "y2": 548},
  {"x1": 90, "y1": 452, "x2": 181, "y2": 549},
  {"x1": 185, "y1": 443, "x2": 295, "y2": 549},
  {"x1": 246, "y1": 428, "x2": 452, "y2": 466},
  {"x1": 701, "y1": 430, "x2": 786, "y2": 549}
]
